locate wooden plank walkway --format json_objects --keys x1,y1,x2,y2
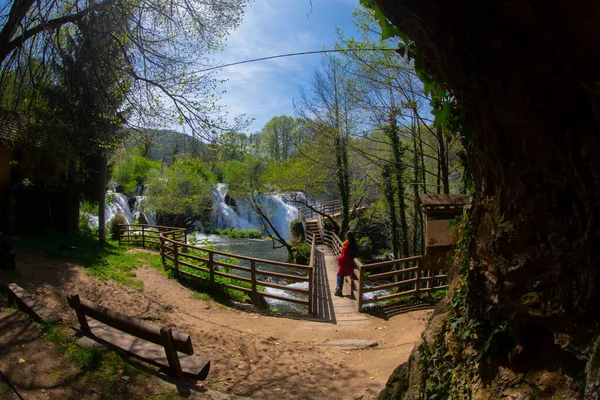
[{"x1": 311, "y1": 246, "x2": 368, "y2": 325}]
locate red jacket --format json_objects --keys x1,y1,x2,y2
[{"x1": 337, "y1": 240, "x2": 355, "y2": 276}]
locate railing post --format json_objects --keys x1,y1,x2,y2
[
  {"x1": 308, "y1": 266, "x2": 314, "y2": 314},
  {"x1": 118, "y1": 224, "x2": 123, "y2": 244},
  {"x1": 415, "y1": 259, "x2": 421, "y2": 295},
  {"x1": 250, "y1": 260, "x2": 260, "y2": 308},
  {"x1": 208, "y1": 252, "x2": 214, "y2": 283},
  {"x1": 142, "y1": 225, "x2": 145, "y2": 248},
  {"x1": 173, "y1": 242, "x2": 179, "y2": 279},
  {"x1": 350, "y1": 263, "x2": 355, "y2": 300},
  {"x1": 358, "y1": 267, "x2": 364, "y2": 312},
  {"x1": 159, "y1": 234, "x2": 166, "y2": 267}
]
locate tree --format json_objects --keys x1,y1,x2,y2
[
  {"x1": 258, "y1": 116, "x2": 299, "y2": 163},
  {"x1": 295, "y1": 56, "x2": 357, "y2": 237},
  {"x1": 0, "y1": 0, "x2": 249, "y2": 137},
  {"x1": 28, "y1": 2, "x2": 132, "y2": 242},
  {"x1": 368, "y1": 0, "x2": 600, "y2": 398},
  {"x1": 146, "y1": 157, "x2": 216, "y2": 228}
]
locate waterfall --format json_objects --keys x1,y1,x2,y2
[
  {"x1": 86, "y1": 191, "x2": 156, "y2": 228},
  {"x1": 210, "y1": 184, "x2": 302, "y2": 241},
  {"x1": 132, "y1": 196, "x2": 156, "y2": 225},
  {"x1": 210, "y1": 184, "x2": 252, "y2": 230}
]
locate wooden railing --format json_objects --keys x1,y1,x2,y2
[
  {"x1": 353, "y1": 256, "x2": 447, "y2": 311},
  {"x1": 322, "y1": 228, "x2": 448, "y2": 312},
  {"x1": 118, "y1": 224, "x2": 316, "y2": 314},
  {"x1": 299, "y1": 199, "x2": 344, "y2": 221},
  {"x1": 159, "y1": 232, "x2": 315, "y2": 313},
  {"x1": 118, "y1": 224, "x2": 187, "y2": 248}
]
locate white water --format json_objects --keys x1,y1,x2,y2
[
  {"x1": 87, "y1": 183, "x2": 302, "y2": 242},
  {"x1": 86, "y1": 191, "x2": 156, "y2": 227},
  {"x1": 210, "y1": 184, "x2": 303, "y2": 241}
]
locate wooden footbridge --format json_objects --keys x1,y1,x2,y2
[{"x1": 117, "y1": 196, "x2": 459, "y2": 322}]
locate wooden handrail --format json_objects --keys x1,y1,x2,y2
[{"x1": 319, "y1": 227, "x2": 447, "y2": 312}]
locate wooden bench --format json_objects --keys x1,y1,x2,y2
[
  {"x1": 67, "y1": 294, "x2": 210, "y2": 380},
  {"x1": 3, "y1": 283, "x2": 62, "y2": 324}
]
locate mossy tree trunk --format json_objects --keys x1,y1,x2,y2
[{"x1": 375, "y1": 0, "x2": 600, "y2": 397}]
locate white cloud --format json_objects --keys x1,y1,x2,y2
[{"x1": 212, "y1": 0, "x2": 359, "y2": 131}]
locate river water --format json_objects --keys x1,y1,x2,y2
[
  {"x1": 192, "y1": 233, "x2": 289, "y2": 262},
  {"x1": 192, "y1": 232, "x2": 307, "y2": 313}
]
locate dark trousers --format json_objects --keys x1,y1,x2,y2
[{"x1": 337, "y1": 273, "x2": 344, "y2": 290}]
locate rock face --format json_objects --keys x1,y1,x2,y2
[{"x1": 374, "y1": 0, "x2": 600, "y2": 398}]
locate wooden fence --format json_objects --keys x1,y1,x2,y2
[
  {"x1": 118, "y1": 224, "x2": 316, "y2": 314},
  {"x1": 323, "y1": 229, "x2": 448, "y2": 312},
  {"x1": 118, "y1": 224, "x2": 187, "y2": 248}
]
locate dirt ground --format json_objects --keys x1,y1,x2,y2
[{"x1": 0, "y1": 248, "x2": 431, "y2": 400}]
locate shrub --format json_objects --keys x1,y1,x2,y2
[
  {"x1": 108, "y1": 213, "x2": 127, "y2": 240},
  {"x1": 289, "y1": 240, "x2": 311, "y2": 265}
]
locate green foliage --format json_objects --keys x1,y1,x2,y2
[
  {"x1": 258, "y1": 115, "x2": 300, "y2": 163},
  {"x1": 203, "y1": 228, "x2": 263, "y2": 239},
  {"x1": 81, "y1": 201, "x2": 99, "y2": 215},
  {"x1": 289, "y1": 240, "x2": 311, "y2": 265},
  {"x1": 359, "y1": 0, "x2": 465, "y2": 135},
  {"x1": 146, "y1": 157, "x2": 216, "y2": 220},
  {"x1": 111, "y1": 152, "x2": 161, "y2": 195},
  {"x1": 78, "y1": 214, "x2": 99, "y2": 238},
  {"x1": 416, "y1": 214, "x2": 510, "y2": 399},
  {"x1": 108, "y1": 213, "x2": 127, "y2": 241}
]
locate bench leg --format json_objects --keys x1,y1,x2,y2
[
  {"x1": 67, "y1": 294, "x2": 91, "y2": 335},
  {"x1": 161, "y1": 327, "x2": 184, "y2": 379}
]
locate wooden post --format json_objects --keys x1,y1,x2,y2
[
  {"x1": 308, "y1": 266, "x2": 314, "y2": 314},
  {"x1": 415, "y1": 259, "x2": 421, "y2": 295},
  {"x1": 118, "y1": 225, "x2": 122, "y2": 244},
  {"x1": 173, "y1": 243, "x2": 179, "y2": 279},
  {"x1": 208, "y1": 252, "x2": 214, "y2": 283},
  {"x1": 250, "y1": 260, "x2": 260, "y2": 308},
  {"x1": 142, "y1": 225, "x2": 146, "y2": 248},
  {"x1": 160, "y1": 327, "x2": 184, "y2": 379},
  {"x1": 159, "y1": 234, "x2": 166, "y2": 267},
  {"x1": 350, "y1": 264, "x2": 355, "y2": 300},
  {"x1": 68, "y1": 294, "x2": 91, "y2": 335},
  {"x1": 358, "y1": 267, "x2": 364, "y2": 312}
]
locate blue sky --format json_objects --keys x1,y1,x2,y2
[{"x1": 214, "y1": 0, "x2": 360, "y2": 133}]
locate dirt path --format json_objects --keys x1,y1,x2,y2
[{"x1": 0, "y1": 249, "x2": 430, "y2": 399}]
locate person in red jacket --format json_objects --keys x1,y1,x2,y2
[{"x1": 335, "y1": 231, "x2": 357, "y2": 297}]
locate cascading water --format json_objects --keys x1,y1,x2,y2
[
  {"x1": 210, "y1": 184, "x2": 303, "y2": 241},
  {"x1": 86, "y1": 191, "x2": 156, "y2": 228},
  {"x1": 132, "y1": 196, "x2": 156, "y2": 225},
  {"x1": 210, "y1": 184, "x2": 252, "y2": 231}
]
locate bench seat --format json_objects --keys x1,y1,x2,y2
[{"x1": 87, "y1": 319, "x2": 210, "y2": 379}]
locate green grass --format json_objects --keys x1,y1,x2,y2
[
  {"x1": 12, "y1": 233, "x2": 162, "y2": 290},
  {"x1": 41, "y1": 323, "x2": 136, "y2": 374},
  {"x1": 190, "y1": 291, "x2": 214, "y2": 302},
  {"x1": 203, "y1": 228, "x2": 263, "y2": 239}
]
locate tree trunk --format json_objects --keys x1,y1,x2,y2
[
  {"x1": 98, "y1": 155, "x2": 107, "y2": 244},
  {"x1": 386, "y1": 120, "x2": 409, "y2": 258},
  {"x1": 435, "y1": 126, "x2": 449, "y2": 194},
  {"x1": 375, "y1": 0, "x2": 600, "y2": 398},
  {"x1": 382, "y1": 165, "x2": 399, "y2": 259}
]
